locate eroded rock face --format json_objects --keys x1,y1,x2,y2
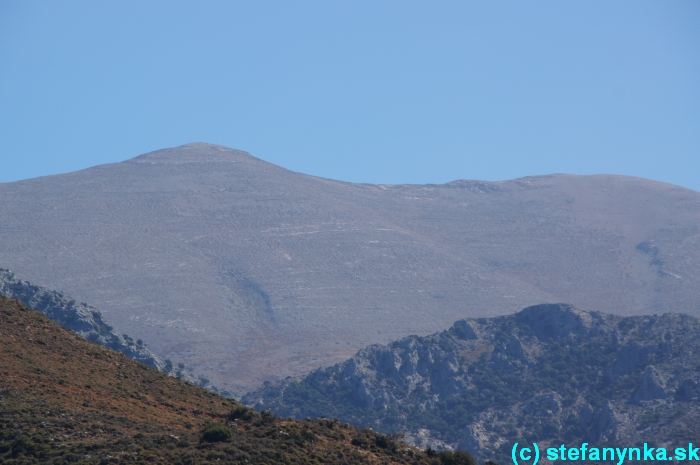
[
  {"x1": 632, "y1": 365, "x2": 671, "y2": 403},
  {"x1": 459, "y1": 424, "x2": 489, "y2": 456},
  {"x1": 514, "y1": 303, "x2": 608, "y2": 342},
  {"x1": 606, "y1": 341, "x2": 654, "y2": 382},
  {"x1": 245, "y1": 304, "x2": 700, "y2": 463},
  {"x1": 578, "y1": 403, "x2": 595, "y2": 430},
  {"x1": 595, "y1": 401, "x2": 623, "y2": 442},
  {"x1": 534, "y1": 392, "x2": 562, "y2": 414}
]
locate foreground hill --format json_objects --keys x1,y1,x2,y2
[
  {"x1": 0, "y1": 268, "x2": 210, "y2": 390},
  {"x1": 0, "y1": 295, "x2": 454, "y2": 465},
  {"x1": 244, "y1": 304, "x2": 700, "y2": 463},
  {"x1": 0, "y1": 269, "x2": 165, "y2": 372},
  {"x1": 1, "y1": 143, "x2": 699, "y2": 394}
]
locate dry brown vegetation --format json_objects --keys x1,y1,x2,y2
[{"x1": 0, "y1": 295, "x2": 465, "y2": 465}]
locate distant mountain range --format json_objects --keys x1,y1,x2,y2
[
  {"x1": 1, "y1": 143, "x2": 699, "y2": 394},
  {"x1": 244, "y1": 304, "x2": 700, "y2": 463},
  {"x1": 0, "y1": 295, "x2": 439, "y2": 465}
]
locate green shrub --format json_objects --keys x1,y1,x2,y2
[
  {"x1": 201, "y1": 422, "x2": 232, "y2": 443},
  {"x1": 11, "y1": 434, "x2": 30, "y2": 455},
  {"x1": 228, "y1": 405, "x2": 254, "y2": 422}
]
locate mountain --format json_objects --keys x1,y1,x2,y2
[
  {"x1": 243, "y1": 304, "x2": 700, "y2": 463},
  {"x1": 0, "y1": 268, "x2": 212, "y2": 389},
  {"x1": 1, "y1": 143, "x2": 699, "y2": 394},
  {"x1": 0, "y1": 268, "x2": 164, "y2": 371},
  {"x1": 0, "y1": 295, "x2": 455, "y2": 465}
]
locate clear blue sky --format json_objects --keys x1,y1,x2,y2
[{"x1": 1, "y1": 1, "x2": 698, "y2": 190}]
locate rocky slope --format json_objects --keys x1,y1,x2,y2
[
  {"x1": 244, "y1": 304, "x2": 700, "y2": 463},
  {"x1": 1, "y1": 143, "x2": 699, "y2": 394},
  {"x1": 0, "y1": 268, "x2": 207, "y2": 389},
  {"x1": 0, "y1": 268, "x2": 164, "y2": 369},
  {"x1": 0, "y1": 295, "x2": 456, "y2": 465}
]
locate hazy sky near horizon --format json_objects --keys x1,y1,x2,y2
[{"x1": 1, "y1": 1, "x2": 699, "y2": 190}]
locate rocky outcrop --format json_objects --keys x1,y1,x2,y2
[
  {"x1": 514, "y1": 303, "x2": 610, "y2": 342},
  {"x1": 529, "y1": 392, "x2": 562, "y2": 414},
  {"x1": 605, "y1": 340, "x2": 654, "y2": 383},
  {"x1": 674, "y1": 379, "x2": 698, "y2": 401},
  {"x1": 459, "y1": 424, "x2": 489, "y2": 456},
  {"x1": 594, "y1": 401, "x2": 623, "y2": 442},
  {"x1": 244, "y1": 303, "x2": 700, "y2": 463},
  {"x1": 632, "y1": 365, "x2": 672, "y2": 403}
]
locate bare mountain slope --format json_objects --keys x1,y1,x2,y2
[{"x1": 0, "y1": 143, "x2": 698, "y2": 394}]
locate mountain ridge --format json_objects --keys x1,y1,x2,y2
[
  {"x1": 243, "y1": 303, "x2": 700, "y2": 463},
  {"x1": 1, "y1": 143, "x2": 699, "y2": 394}
]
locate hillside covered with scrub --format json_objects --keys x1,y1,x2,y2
[{"x1": 0, "y1": 295, "x2": 477, "y2": 465}]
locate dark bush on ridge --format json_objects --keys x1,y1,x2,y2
[
  {"x1": 228, "y1": 405, "x2": 254, "y2": 422},
  {"x1": 201, "y1": 422, "x2": 232, "y2": 443}
]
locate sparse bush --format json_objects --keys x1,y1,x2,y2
[{"x1": 201, "y1": 422, "x2": 232, "y2": 443}]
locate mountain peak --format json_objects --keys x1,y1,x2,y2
[{"x1": 125, "y1": 142, "x2": 266, "y2": 166}]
